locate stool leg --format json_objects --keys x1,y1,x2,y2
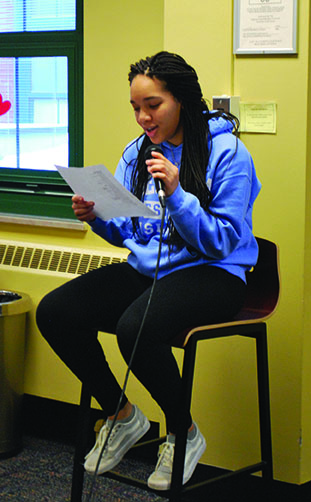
[
  {"x1": 71, "y1": 383, "x2": 92, "y2": 502},
  {"x1": 256, "y1": 328, "x2": 273, "y2": 480},
  {"x1": 169, "y1": 337, "x2": 198, "y2": 502}
]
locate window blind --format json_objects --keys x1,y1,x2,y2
[{"x1": 0, "y1": 0, "x2": 76, "y2": 33}]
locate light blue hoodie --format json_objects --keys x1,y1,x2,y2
[{"x1": 90, "y1": 115, "x2": 261, "y2": 282}]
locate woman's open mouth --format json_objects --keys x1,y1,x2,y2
[{"x1": 145, "y1": 126, "x2": 158, "y2": 138}]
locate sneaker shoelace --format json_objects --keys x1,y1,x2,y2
[
  {"x1": 85, "y1": 422, "x2": 121, "y2": 459},
  {"x1": 155, "y1": 441, "x2": 175, "y2": 472}
]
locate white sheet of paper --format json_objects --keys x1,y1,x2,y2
[{"x1": 56, "y1": 164, "x2": 157, "y2": 220}]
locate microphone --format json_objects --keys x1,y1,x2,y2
[{"x1": 144, "y1": 145, "x2": 166, "y2": 208}]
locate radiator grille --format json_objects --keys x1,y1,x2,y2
[{"x1": 0, "y1": 241, "x2": 127, "y2": 276}]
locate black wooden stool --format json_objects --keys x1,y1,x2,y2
[{"x1": 71, "y1": 237, "x2": 280, "y2": 501}]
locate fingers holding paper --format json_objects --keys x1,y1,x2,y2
[{"x1": 72, "y1": 195, "x2": 96, "y2": 222}]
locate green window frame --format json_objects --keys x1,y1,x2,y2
[{"x1": 0, "y1": 0, "x2": 83, "y2": 220}]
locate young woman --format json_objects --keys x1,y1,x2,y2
[{"x1": 36, "y1": 51, "x2": 261, "y2": 490}]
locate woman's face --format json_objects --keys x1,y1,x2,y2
[{"x1": 130, "y1": 75, "x2": 183, "y2": 146}]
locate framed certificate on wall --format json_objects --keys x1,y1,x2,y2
[{"x1": 233, "y1": 0, "x2": 298, "y2": 55}]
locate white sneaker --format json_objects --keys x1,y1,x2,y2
[
  {"x1": 147, "y1": 423, "x2": 206, "y2": 491},
  {"x1": 84, "y1": 405, "x2": 150, "y2": 474}
]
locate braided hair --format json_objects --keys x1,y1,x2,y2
[{"x1": 127, "y1": 51, "x2": 238, "y2": 246}]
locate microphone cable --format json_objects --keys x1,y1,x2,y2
[{"x1": 85, "y1": 204, "x2": 166, "y2": 502}]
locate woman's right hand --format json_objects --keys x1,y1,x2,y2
[{"x1": 72, "y1": 194, "x2": 96, "y2": 222}]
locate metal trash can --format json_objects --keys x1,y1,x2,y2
[{"x1": 0, "y1": 290, "x2": 31, "y2": 457}]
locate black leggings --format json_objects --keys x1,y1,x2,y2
[{"x1": 36, "y1": 262, "x2": 246, "y2": 432}]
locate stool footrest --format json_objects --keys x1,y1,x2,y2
[
  {"x1": 99, "y1": 460, "x2": 268, "y2": 499},
  {"x1": 182, "y1": 461, "x2": 268, "y2": 493},
  {"x1": 102, "y1": 470, "x2": 154, "y2": 492}
]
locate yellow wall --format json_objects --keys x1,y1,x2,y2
[
  {"x1": 301, "y1": 2, "x2": 311, "y2": 482},
  {"x1": 84, "y1": 0, "x2": 164, "y2": 170},
  {"x1": 1, "y1": 0, "x2": 311, "y2": 486}
]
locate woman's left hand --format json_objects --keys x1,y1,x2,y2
[{"x1": 145, "y1": 150, "x2": 179, "y2": 197}]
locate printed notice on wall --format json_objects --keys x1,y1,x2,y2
[
  {"x1": 234, "y1": 0, "x2": 297, "y2": 54},
  {"x1": 240, "y1": 103, "x2": 277, "y2": 133}
]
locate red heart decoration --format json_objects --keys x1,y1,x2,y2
[{"x1": 0, "y1": 94, "x2": 11, "y2": 116}]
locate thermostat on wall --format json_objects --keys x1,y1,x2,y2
[{"x1": 212, "y1": 95, "x2": 240, "y2": 121}]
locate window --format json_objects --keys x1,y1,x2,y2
[
  {"x1": 1, "y1": 56, "x2": 68, "y2": 170},
  {"x1": 0, "y1": 0, "x2": 83, "y2": 219}
]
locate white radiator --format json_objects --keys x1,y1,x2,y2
[{"x1": 0, "y1": 239, "x2": 128, "y2": 278}]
